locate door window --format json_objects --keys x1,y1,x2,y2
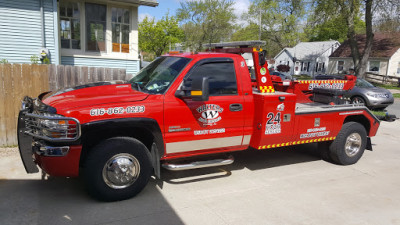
[{"x1": 185, "y1": 60, "x2": 237, "y2": 96}]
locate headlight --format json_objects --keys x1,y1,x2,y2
[
  {"x1": 23, "y1": 112, "x2": 80, "y2": 141},
  {"x1": 366, "y1": 93, "x2": 389, "y2": 98}
]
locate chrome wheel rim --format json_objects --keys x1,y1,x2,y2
[
  {"x1": 352, "y1": 97, "x2": 364, "y2": 105},
  {"x1": 102, "y1": 153, "x2": 140, "y2": 189},
  {"x1": 345, "y1": 133, "x2": 362, "y2": 157}
]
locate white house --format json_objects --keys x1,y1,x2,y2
[
  {"x1": 274, "y1": 41, "x2": 340, "y2": 77},
  {"x1": 0, "y1": 0, "x2": 158, "y2": 74},
  {"x1": 328, "y1": 33, "x2": 400, "y2": 77}
]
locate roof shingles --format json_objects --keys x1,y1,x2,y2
[{"x1": 330, "y1": 33, "x2": 400, "y2": 58}]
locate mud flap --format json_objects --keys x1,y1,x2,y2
[
  {"x1": 151, "y1": 142, "x2": 161, "y2": 179},
  {"x1": 366, "y1": 137, "x2": 373, "y2": 151}
]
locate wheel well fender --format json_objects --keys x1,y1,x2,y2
[
  {"x1": 343, "y1": 115, "x2": 371, "y2": 135},
  {"x1": 79, "y1": 118, "x2": 164, "y2": 176}
]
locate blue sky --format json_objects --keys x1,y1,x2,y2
[
  {"x1": 139, "y1": 0, "x2": 182, "y2": 21},
  {"x1": 138, "y1": 0, "x2": 251, "y2": 22}
]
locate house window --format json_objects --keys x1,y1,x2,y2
[
  {"x1": 316, "y1": 62, "x2": 325, "y2": 72},
  {"x1": 112, "y1": 8, "x2": 130, "y2": 53},
  {"x1": 369, "y1": 61, "x2": 380, "y2": 72},
  {"x1": 60, "y1": 2, "x2": 80, "y2": 49},
  {"x1": 337, "y1": 61, "x2": 344, "y2": 72},
  {"x1": 397, "y1": 62, "x2": 400, "y2": 74},
  {"x1": 86, "y1": 3, "x2": 107, "y2": 52},
  {"x1": 302, "y1": 62, "x2": 308, "y2": 71}
]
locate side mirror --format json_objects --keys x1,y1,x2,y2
[
  {"x1": 175, "y1": 77, "x2": 210, "y2": 101},
  {"x1": 259, "y1": 50, "x2": 267, "y2": 66},
  {"x1": 191, "y1": 76, "x2": 209, "y2": 101}
]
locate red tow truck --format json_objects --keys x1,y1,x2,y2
[{"x1": 18, "y1": 41, "x2": 380, "y2": 201}]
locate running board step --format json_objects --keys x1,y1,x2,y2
[{"x1": 162, "y1": 155, "x2": 234, "y2": 171}]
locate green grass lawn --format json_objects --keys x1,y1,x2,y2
[
  {"x1": 293, "y1": 75, "x2": 312, "y2": 80},
  {"x1": 371, "y1": 110, "x2": 387, "y2": 117},
  {"x1": 374, "y1": 83, "x2": 400, "y2": 90},
  {"x1": 393, "y1": 93, "x2": 400, "y2": 98}
]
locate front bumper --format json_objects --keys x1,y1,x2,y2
[
  {"x1": 17, "y1": 111, "x2": 39, "y2": 173},
  {"x1": 17, "y1": 96, "x2": 82, "y2": 175},
  {"x1": 368, "y1": 98, "x2": 394, "y2": 109}
]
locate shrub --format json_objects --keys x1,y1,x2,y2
[{"x1": 277, "y1": 64, "x2": 290, "y2": 72}]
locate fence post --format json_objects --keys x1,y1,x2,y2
[{"x1": 0, "y1": 64, "x2": 6, "y2": 146}]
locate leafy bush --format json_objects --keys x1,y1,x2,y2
[
  {"x1": 30, "y1": 55, "x2": 39, "y2": 64},
  {"x1": 0, "y1": 59, "x2": 8, "y2": 64},
  {"x1": 277, "y1": 64, "x2": 290, "y2": 72},
  {"x1": 42, "y1": 57, "x2": 50, "y2": 64}
]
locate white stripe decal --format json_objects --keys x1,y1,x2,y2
[
  {"x1": 242, "y1": 135, "x2": 251, "y2": 145},
  {"x1": 166, "y1": 136, "x2": 243, "y2": 154}
]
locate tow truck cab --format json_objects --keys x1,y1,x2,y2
[{"x1": 18, "y1": 41, "x2": 380, "y2": 201}]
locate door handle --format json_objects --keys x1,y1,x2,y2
[{"x1": 229, "y1": 103, "x2": 243, "y2": 112}]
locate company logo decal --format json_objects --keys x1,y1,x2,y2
[
  {"x1": 261, "y1": 76, "x2": 267, "y2": 83},
  {"x1": 260, "y1": 67, "x2": 267, "y2": 75},
  {"x1": 196, "y1": 104, "x2": 224, "y2": 126},
  {"x1": 277, "y1": 103, "x2": 285, "y2": 111},
  {"x1": 300, "y1": 127, "x2": 330, "y2": 139},
  {"x1": 265, "y1": 112, "x2": 281, "y2": 135},
  {"x1": 307, "y1": 82, "x2": 345, "y2": 90},
  {"x1": 194, "y1": 128, "x2": 225, "y2": 135}
]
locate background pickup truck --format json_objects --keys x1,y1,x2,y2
[{"x1": 18, "y1": 41, "x2": 379, "y2": 201}]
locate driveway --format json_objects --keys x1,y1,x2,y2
[{"x1": 1, "y1": 121, "x2": 400, "y2": 225}]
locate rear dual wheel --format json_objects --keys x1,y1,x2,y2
[
  {"x1": 83, "y1": 137, "x2": 153, "y2": 202},
  {"x1": 319, "y1": 122, "x2": 367, "y2": 165}
]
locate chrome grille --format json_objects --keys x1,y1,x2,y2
[{"x1": 23, "y1": 113, "x2": 81, "y2": 142}]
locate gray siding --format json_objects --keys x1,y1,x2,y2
[
  {"x1": 0, "y1": 0, "x2": 56, "y2": 64},
  {"x1": 61, "y1": 56, "x2": 140, "y2": 75}
]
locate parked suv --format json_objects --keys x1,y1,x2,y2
[{"x1": 315, "y1": 75, "x2": 394, "y2": 110}]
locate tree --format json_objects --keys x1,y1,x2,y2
[
  {"x1": 231, "y1": 23, "x2": 259, "y2": 42},
  {"x1": 310, "y1": 0, "x2": 375, "y2": 78},
  {"x1": 177, "y1": 0, "x2": 236, "y2": 51},
  {"x1": 139, "y1": 14, "x2": 184, "y2": 57},
  {"x1": 305, "y1": 15, "x2": 365, "y2": 43},
  {"x1": 373, "y1": 0, "x2": 400, "y2": 33},
  {"x1": 243, "y1": 0, "x2": 307, "y2": 56}
]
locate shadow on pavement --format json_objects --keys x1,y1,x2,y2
[
  {"x1": 0, "y1": 143, "x2": 321, "y2": 224},
  {"x1": 161, "y1": 143, "x2": 321, "y2": 184},
  {"x1": 0, "y1": 177, "x2": 184, "y2": 225}
]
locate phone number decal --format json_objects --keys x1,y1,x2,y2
[{"x1": 90, "y1": 106, "x2": 145, "y2": 116}]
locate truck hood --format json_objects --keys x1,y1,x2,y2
[{"x1": 41, "y1": 81, "x2": 149, "y2": 110}]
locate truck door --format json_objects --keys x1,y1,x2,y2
[{"x1": 164, "y1": 57, "x2": 246, "y2": 156}]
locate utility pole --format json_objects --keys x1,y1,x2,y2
[{"x1": 259, "y1": 9, "x2": 262, "y2": 40}]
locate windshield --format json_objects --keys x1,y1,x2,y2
[
  {"x1": 129, "y1": 56, "x2": 191, "y2": 94},
  {"x1": 356, "y1": 78, "x2": 374, "y2": 88}
]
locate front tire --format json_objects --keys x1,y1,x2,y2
[
  {"x1": 83, "y1": 137, "x2": 153, "y2": 201},
  {"x1": 351, "y1": 96, "x2": 366, "y2": 106},
  {"x1": 329, "y1": 122, "x2": 367, "y2": 165}
]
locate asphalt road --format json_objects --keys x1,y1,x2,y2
[
  {"x1": 387, "y1": 99, "x2": 400, "y2": 118},
  {"x1": 1, "y1": 121, "x2": 400, "y2": 225}
]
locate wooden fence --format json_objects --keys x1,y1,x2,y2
[
  {"x1": 365, "y1": 72, "x2": 400, "y2": 85},
  {"x1": 0, "y1": 64, "x2": 128, "y2": 146}
]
